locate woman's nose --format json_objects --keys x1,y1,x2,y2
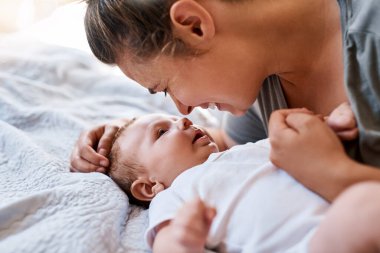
[
  {"x1": 169, "y1": 93, "x2": 194, "y2": 115},
  {"x1": 176, "y1": 118, "x2": 193, "y2": 130}
]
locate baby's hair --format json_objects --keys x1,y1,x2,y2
[
  {"x1": 84, "y1": 0, "x2": 195, "y2": 65},
  {"x1": 108, "y1": 117, "x2": 150, "y2": 208}
]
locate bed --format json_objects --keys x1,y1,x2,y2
[{"x1": 0, "y1": 3, "x2": 220, "y2": 252}]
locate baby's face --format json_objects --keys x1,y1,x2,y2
[{"x1": 117, "y1": 114, "x2": 218, "y2": 187}]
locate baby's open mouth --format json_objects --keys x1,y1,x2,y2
[{"x1": 192, "y1": 129, "x2": 206, "y2": 143}]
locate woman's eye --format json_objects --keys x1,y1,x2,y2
[{"x1": 157, "y1": 128, "x2": 167, "y2": 138}]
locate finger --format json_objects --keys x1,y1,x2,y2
[
  {"x1": 268, "y1": 110, "x2": 298, "y2": 139},
  {"x1": 336, "y1": 128, "x2": 359, "y2": 141},
  {"x1": 285, "y1": 113, "x2": 323, "y2": 132},
  {"x1": 79, "y1": 126, "x2": 105, "y2": 149},
  {"x1": 327, "y1": 102, "x2": 356, "y2": 131},
  {"x1": 180, "y1": 201, "x2": 211, "y2": 238},
  {"x1": 70, "y1": 156, "x2": 102, "y2": 173},
  {"x1": 269, "y1": 108, "x2": 313, "y2": 132},
  {"x1": 96, "y1": 167, "x2": 107, "y2": 174},
  {"x1": 80, "y1": 144, "x2": 109, "y2": 167},
  {"x1": 204, "y1": 207, "x2": 216, "y2": 229},
  {"x1": 90, "y1": 125, "x2": 106, "y2": 142},
  {"x1": 192, "y1": 198, "x2": 214, "y2": 230},
  {"x1": 268, "y1": 110, "x2": 292, "y2": 134},
  {"x1": 327, "y1": 117, "x2": 357, "y2": 131},
  {"x1": 97, "y1": 125, "x2": 120, "y2": 155}
]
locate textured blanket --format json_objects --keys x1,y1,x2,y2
[{"x1": 0, "y1": 38, "x2": 218, "y2": 253}]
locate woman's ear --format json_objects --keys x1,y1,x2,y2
[
  {"x1": 170, "y1": 0, "x2": 215, "y2": 48},
  {"x1": 130, "y1": 177, "x2": 165, "y2": 202}
]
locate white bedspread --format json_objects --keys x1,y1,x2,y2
[{"x1": 0, "y1": 38, "x2": 218, "y2": 253}]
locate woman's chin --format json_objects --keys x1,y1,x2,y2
[{"x1": 218, "y1": 103, "x2": 247, "y2": 115}]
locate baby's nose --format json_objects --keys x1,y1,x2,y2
[{"x1": 177, "y1": 118, "x2": 193, "y2": 130}]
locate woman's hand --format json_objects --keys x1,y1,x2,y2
[
  {"x1": 70, "y1": 119, "x2": 129, "y2": 173},
  {"x1": 268, "y1": 109, "x2": 352, "y2": 201}
]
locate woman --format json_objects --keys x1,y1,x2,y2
[{"x1": 71, "y1": 0, "x2": 380, "y2": 202}]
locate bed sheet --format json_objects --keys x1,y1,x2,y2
[{"x1": 0, "y1": 37, "x2": 219, "y2": 253}]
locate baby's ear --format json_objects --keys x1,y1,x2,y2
[
  {"x1": 130, "y1": 178, "x2": 164, "y2": 201},
  {"x1": 170, "y1": 0, "x2": 215, "y2": 48}
]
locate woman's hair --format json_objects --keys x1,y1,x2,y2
[
  {"x1": 84, "y1": 0, "x2": 195, "y2": 64},
  {"x1": 108, "y1": 119, "x2": 150, "y2": 209}
]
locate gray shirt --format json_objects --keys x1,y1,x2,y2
[
  {"x1": 339, "y1": 0, "x2": 380, "y2": 167},
  {"x1": 224, "y1": 75, "x2": 287, "y2": 144},
  {"x1": 224, "y1": 0, "x2": 380, "y2": 167}
]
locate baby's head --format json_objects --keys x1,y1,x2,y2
[{"x1": 108, "y1": 114, "x2": 218, "y2": 208}]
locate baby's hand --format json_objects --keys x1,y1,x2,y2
[
  {"x1": 171, "y1": 198, "x2": 216, "y2": 252},
  {"x1": 326, "y1": 102, "x2": 358, "y2": 141}
]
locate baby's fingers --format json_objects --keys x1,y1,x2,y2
[
  {"x1": 173, "y1": 198, "x2": 215, "y2": 248},
  {"x1": 205, "y1": 206, "x2": 216, "y2": 227},
  {"x1": 177, "y1": 198, "x2": 215, "y2": 234},
  {"x1": 327, "y1": 102, "x2": 357, "y2": 131},
  {"x1": 335, "y1": 127, "x2": 359, "y2": 141}
]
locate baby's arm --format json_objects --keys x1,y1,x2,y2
[{"x1": 152, "y1": 198, "x2": 216, "y2": 253}]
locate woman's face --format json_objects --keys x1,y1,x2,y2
[{"x1": 117, "y1": 43, "x2": 267, "y2": 116}]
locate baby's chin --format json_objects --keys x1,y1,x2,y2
[{"x1": 210, "y1": 142, "x2": 219, "y2": 153}]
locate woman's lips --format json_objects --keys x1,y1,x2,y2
[
  {"x1": 208, "y1": 103, "x2": 217, "y2": 110},
  {"x1": 199, "y1": 103, "x2": 220, "y2": 110}
]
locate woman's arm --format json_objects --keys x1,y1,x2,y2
[
  {"x1": 269, "y1": 109, "x2": 380, "y2": 202},
  {"x1": 70, "y1": 118, "x2": 130, "y2": 173}
]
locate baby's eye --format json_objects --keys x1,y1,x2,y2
[{"x1": 157, "y1": 128, "x2": 167, "y2": 138}]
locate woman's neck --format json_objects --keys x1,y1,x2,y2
[
  {"x1": 246, "y1": 0, "x2": 347, "y2": 114},
  {"x1": 205, "y1": 0, "x2": 347, "y2": 114}
]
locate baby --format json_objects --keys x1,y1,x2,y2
[{"x1": 107, "y1": 113, "x2": 380, "y2": 253}]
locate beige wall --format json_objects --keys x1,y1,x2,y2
[{"x1": 0, "y1": 0, "x2": 77, "y2": 33}]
